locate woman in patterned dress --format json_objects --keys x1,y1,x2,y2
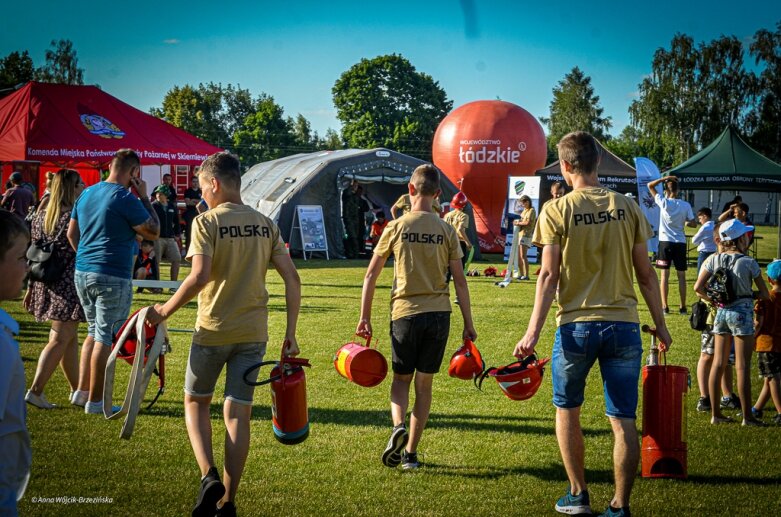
[{"x1": 23, "y1": 169, "x2": 86, "y2": 409}]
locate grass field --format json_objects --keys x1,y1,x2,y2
[{"x1": 8, "y1": 226, "x2": 781, "y2": 516}]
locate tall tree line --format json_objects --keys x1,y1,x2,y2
[
  {"x1": 3, "y1": 26, "x2": 780, "y2": 170},
  {"x1": 0, "y1": 39, "x2": 85, "y2": 97}
]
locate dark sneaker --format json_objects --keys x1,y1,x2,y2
[
  {"x1": 381, "y1": 425, "x2": 408, "y2": 467},
  {"x1": 773, "y1": 413, "x2": 781, "y2": 426},
  {"x1": 662, "y1": 307, "x2": 669, "y2": 314},
  {"x1": 751, "y1": 407, "x2": 763, "y2": 419},
  {"x1": 600, "y1": 506, "x2": 631, "y2": 517},
  {"x1": 192, "y1": 467, "x2": 225, "y2": 517},
  {"x1": 555, "y1": 488, "x2": 591, "y2": 514},
  {"x1": 696, "y1": 396, "x2": 711, "y2": 412},
  {"x1": 742, "y1": 418, "x2": 768, "y2": 427},
  {"x1": 721, "y1": 394, "x2": 741, "y2": 410},
  {"x1": 216, "y1": 502, "x2": 236, "y2": 517},
  {"x1": 401, "y1": 450, "x2": 420, "y2": 470},
  {"x1": 678, "y1": 307, "x2": 687, "y2": 315}
]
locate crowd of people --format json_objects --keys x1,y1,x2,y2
[{"x1": 2, "y1": 133, "x2": 780, "y2": 517}]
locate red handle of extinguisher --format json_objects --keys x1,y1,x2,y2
[{"x1": 353, "y1": 333, "x2": 379, "y2": 350}]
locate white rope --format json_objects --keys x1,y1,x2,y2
[{"x1": 103, "y1": 307, "x2": 168, "y2": 439}]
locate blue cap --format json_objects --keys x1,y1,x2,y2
[{"x1": 768, "y1": 260, "x2": 781, "y2": 281}]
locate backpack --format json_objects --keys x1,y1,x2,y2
[
  {"x1": 26, "y1": 215, "x2": 66, "y2": 286},
  {"x1": 705, "y1": 254, "x2": 749, "y2": 307},
  {"x1": 689, "y1": 301, "x2": 709, "y2": 331}
]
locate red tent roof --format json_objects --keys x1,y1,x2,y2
[{"x1": 0, "y1": 82, "x2": 222, "y2": 167}]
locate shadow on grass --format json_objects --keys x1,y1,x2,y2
[
  {"x1": 301, "y1": 283, "x2": 392, "y2": 290},
  {"x1": 142, "y1": 404, "x2": 610, "y2": 439},
  {"x1": 684, "y1": 474, "x2": 781, "y2": 486},
  {"x1": 419, "y1": 462, "x2": 612, "y2": 483}
]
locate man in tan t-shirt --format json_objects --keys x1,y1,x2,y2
[
  {"x1": 358, "y1": 164, "x2": 476, "y2": 470},
  {"x1": 147, "y1": 152, "x2": 301, "y2": 517},
  {"x1": 514, "y1": 132, "x2": 671, "y2": 516},
  {"x1": 390, "y1": 192, "x2": 442, "y2": 218}
]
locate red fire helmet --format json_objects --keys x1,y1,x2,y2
[
  {"x1": 112, "y1": 309, "x2": 157, "y2": 366},
  {"x1": 476, "y1": 355, "x2": 550, "y2": 401},
  {"x1": 451, "y1": 191, "x2": 468, "y2": 210},
  {"x1": 448, "y1": 339, "x2": 484, "y2": 380}
]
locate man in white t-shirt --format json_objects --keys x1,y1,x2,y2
[{"x1": 647, "y1": 175, "x2": 696, "y2": 314}]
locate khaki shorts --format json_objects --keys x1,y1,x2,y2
[
  {"x1": 185, "y1": 342, "x2": 267, "y2": 404},
  {"x1": 154, "y1": 237, "x2": 181, "y2": 264}
]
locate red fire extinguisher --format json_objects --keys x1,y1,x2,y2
[
  {"x1": 640, "y1": 325, "x2": 689, "y2": 479},
  {"x1": 244, "y1": 345, "x2": 311, "y2": 445}
]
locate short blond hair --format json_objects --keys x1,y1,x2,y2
[
  {"x1": 199, "y1": 151, "x2": 241, "y2": 190},
  {"x1": 557, "y1": 131, "x2": 599, "y2": 174}
]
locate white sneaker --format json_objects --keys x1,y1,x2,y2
[
  {"x1": 25, "y1": 390, "x2": 56, "y2": 409},
  {"x1": 70, "y1": 390, "x2": 89, "y2": 407},
  {"x1": 84, "y1": 400, "x2": 120, "y2": 415},
  {"x1": 84, "y1": 400, "x2": 104, "y2": 415}
]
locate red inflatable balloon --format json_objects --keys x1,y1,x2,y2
[{"x1": 433, "y1": 100, "x2": 547, "y2": 252}]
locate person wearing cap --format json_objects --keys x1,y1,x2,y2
[
  {"x1": 1, "y1": 172, "x2": 35, "y2": 220},
  {"x1": 647, "y1": 175, "x2": 696, "y2": 315},
  {"x1": 751, "y1": 260, "x2": 781, "y2": 425},
  {"x1": 151, "y1": 185, "x2": 182, "y2": 289},
  {"x1": 694, "y1": 218, "x2": 769, "y2": 426}
]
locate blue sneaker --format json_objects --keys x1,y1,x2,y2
[
  {"x1": 555, "y1": 488, "x2": 591, "y2": 514},
  {"x1": 600, "y1": 506, "x2": 631, "y2": 516}
]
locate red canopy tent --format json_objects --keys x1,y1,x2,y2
[{"x1": 0, "y1": 82, "x2": 222, "y2": 196}]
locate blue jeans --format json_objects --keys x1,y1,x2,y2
[
  {"x1": 552, "y1": 321, "x2": 643, "y2": 419},
  {"x1": 697, "y1": 251, "x2": 715, "y2": 273},
  {"x1": 75, "y1": 271, "x2": 132, "y2": 346},
  {"x1": 712, "y1": 300, "x2": 755, "y2": 337}
]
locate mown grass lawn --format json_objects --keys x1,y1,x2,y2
[{"x1": 8, "y1": 226, "x2": 781, "y2": 516}]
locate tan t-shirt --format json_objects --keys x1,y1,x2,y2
[
  {"x1": 187, "y1": 203, "x2": 288, "y2": 345},
  {"x1": 533, "y1": 187, "x2": 653, "y2": 326},
  {"x1": 444, "y1": 209, "x2": 469, "y2": 242},
  {"x1": 374, "y1": 211, "x2": 462, "y2": 320},
  {"x1": 394, "y1": 194, "x2": 441, "y2": 215},
  {"x1": 519, "y1": 207, "x2": 536, "y2": 239}
]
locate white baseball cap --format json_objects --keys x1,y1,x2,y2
[{"x1": 719, "y1": 219, "x2": 754, "y2": 241}]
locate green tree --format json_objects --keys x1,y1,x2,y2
[
  {"x1": 332, "y1": 54, "x2": 452, "y2": 159},
  {"x1": 747, "y1": 21, "x2": 781, "y2": 163},
  {"x1": 629, "y1": 33, "x2": 753, "y2": 167},
  {"x1": 603, "y1": 126, "x2": 648, "y2": 164},
  {"x1": 232, "y1": 94, "x2": 294, "y2": 166},
  {"x1": 0, "y1": 50, "x2": 34, "y2": 98},
  {"x1": 35, "y1": 39, "x2": 84, "y2": 85},
  {"x1": 542, "y1": 66, "x2": 612, "y2": 154},
  {"x1": 151, "y1": 84, "x2": 229, "y2": 147},
  {"x1": 319, "y1": 128, "x2": 344, "y2": 150},
  {"x1": 290, "y1": 113, "x2": 316, "y2": 150}
]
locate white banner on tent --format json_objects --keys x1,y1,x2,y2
[
  {"x1": 503, "y1": 176, "x2": 540, "y2": 263},
  {"x1": 634, "y1": 157, "x2": 661, "y2": 254}
]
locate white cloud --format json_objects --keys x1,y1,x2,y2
[{"x1": 163, "y1": 39, "x2": 180, "y2": 45}]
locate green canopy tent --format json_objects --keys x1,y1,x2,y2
[{"x1": 667, "y1": 126, "x2": 781, "y2": 256}]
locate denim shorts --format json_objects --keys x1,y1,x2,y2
[
  {"x1": 75, "y1": 271, "x2": 132, "y2": 346},
  {"x1": 712, "y1": 300, "x2": 755, "y2": 337},
  {"x1": 185, "y1": 342, "x2": 267, "y2": 404},
  {"x1": 552, "y1": 321, "x2": 643, "y2": 419}
]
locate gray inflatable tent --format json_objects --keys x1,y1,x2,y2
[{"x1": 240, "y1": 148, "x2": 480, "y2": 259}]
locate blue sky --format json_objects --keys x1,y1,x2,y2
[{"x1": 3, "y1": 1, "x2": 779, "y2": 139}]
